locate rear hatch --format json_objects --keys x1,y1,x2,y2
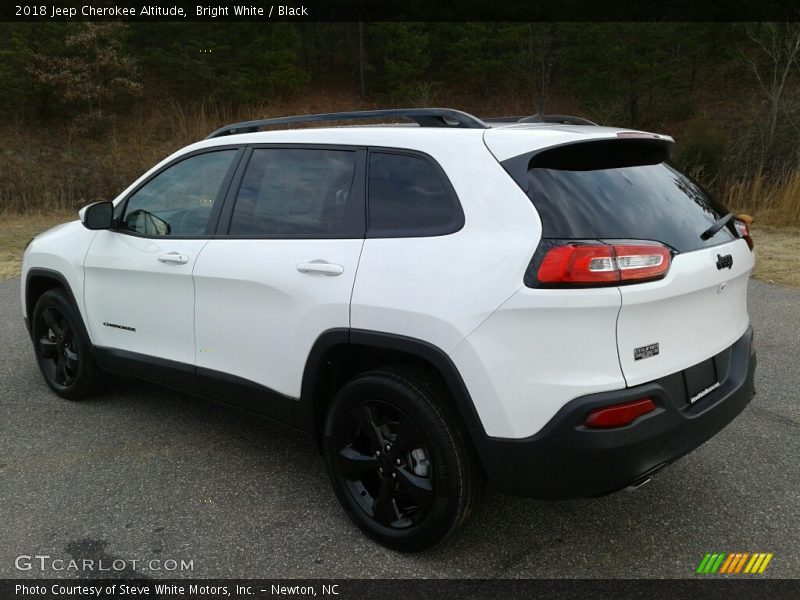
[{"x1": 485, "y1": 130, "x2": 754, "y2": 387}]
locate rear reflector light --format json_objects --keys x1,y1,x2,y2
[
  {"x1": 585, "y1": 398, "x2": 657, "y2": 428},
  {"x1": 734, "y1": 218, "x2": 754, "y2": 250},
  {"x1": 537, "y1": 242, "x2": 671, "y2": 285}
]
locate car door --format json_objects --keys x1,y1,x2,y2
[
  {"x1": 83, "y1": 148, "x2": 242, "y2": 378},
  {"x1": 192, "y1": 145, "x2": 366, "y2": 421}
]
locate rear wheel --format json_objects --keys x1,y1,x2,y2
[
  {"x1": 323, "y1": 366, "x2": 482, "y2": 552},
  {"x1": 31, "y1": 289, "x2": 102, "y2": 400}
]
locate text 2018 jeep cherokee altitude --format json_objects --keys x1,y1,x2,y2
[{"x1": 21, "y1": 109, "x2": 756, "y2": 551}]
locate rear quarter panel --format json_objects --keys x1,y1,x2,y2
[{"x1": 350, "y1": 139, "x2": 539, "y2": 353}]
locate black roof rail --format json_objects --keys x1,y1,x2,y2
[
  {"x1": 484, "y1": 114, "x2": 598, "y2": 126},
  {"x1": 205, "y1": 108, "x2": 489, "y2": 139},
  {"x1": 482, "y1": 117, "x2": 523, "y2": 124}
]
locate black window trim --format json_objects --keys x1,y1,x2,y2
[
  {"x1": 114, "y1": 145, "x2": 245, "y2": 240},
  {"x1": 365, "y1": 146, "x2": 465, "y2": 239},
  {"x1": 215, "y1": 143, "x2": 368, "y2": 240}
]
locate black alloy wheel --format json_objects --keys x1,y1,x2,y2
[
  {"x1": 336, "y1": 399, "x2": 434, "y2": 529},
  {"x1": 37, "y1": 305, "x2": 79, "y2": 387},
  {"x1": 32, "y1": 289, "x2": 102, "y2": 400},
  {"x1": 324, "y1": 367, "x2": 483, "y2": 552}
]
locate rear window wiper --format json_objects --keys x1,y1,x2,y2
[{"x1": 700, "y1": 212, "x2": 734, "y2": 241}]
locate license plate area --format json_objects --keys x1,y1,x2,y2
[{"x1": 684, "y1": 358, "x2": 719, "y2": 405}]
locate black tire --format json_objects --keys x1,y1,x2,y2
[
  {"x1": 323, "y1": 366, "x2": 483, "y2": 552},
  {"x1": 31, "y1": 288, "x2": 102, "y2": 400}
]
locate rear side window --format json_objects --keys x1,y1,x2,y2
[
  {"x1": 229, "y1": 148, "x2": 359, "y2": 237},
  {"x1": 368, "y1": 151, "x2": 463, "y2": 237},
  {"x1": 520, "y1": 140, "x2": 735, "y2": 252}
]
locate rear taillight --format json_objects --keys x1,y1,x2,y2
[
  {"x1": 584, "y1": 398, "x2": 656, "y2": 428},
  {"x1": 537, "y1": 244, "x2": 617, "y2": 284},
  {"x1": 734, "y1": 218, "x2": 754, "y2": 250},
  {"x1": 537, "y1": 241, "x2": 671, "y2": 285}
]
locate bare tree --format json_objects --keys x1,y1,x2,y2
[
  {"x1": 358, "y1": 20, "x2": 366, "y2": 99},
  {"x1": 740, "y1": 23, "x2": 800, "y2": 163},
  {"x1": 513, "y1": 24, "x2": 560, "y2": 116}
]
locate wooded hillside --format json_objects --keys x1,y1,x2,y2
[{"x1": 1, "y1": 22, "x2": 799, "y2": 223}]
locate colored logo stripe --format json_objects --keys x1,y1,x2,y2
[
  {"x1": 696, "y1": 554, "x2": 712, "y2": 573},
  {"x1": 719, "y1": 553, "x2": 736, "y2": 573},
  {"x1": 697, "y1": 552, "x2": 773, "y2": 574}
]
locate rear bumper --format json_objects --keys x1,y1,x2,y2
[{"x1": 473, "y1": 327, "x2": 756, "y2": 499}]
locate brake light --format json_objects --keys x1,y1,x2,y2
[
  {"x1": 734, "y1": 218, "x2": 754, "y2": 250},
  {"x1": 537, "y1": 244, "x2": 617, "y2": 284},
  {"x1": 616, "y1": 131, "x2": 664, "y2": 140},
  {"x1": 584, "y1": 398, "x2": 656, "y2": 428},
  {"x1": 537, "y1": 242, "x2": 671, "y2": 285}
]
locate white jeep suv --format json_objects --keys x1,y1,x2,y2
[{"x1": 21, "y1": 109, "x2": 757, "y2": 551}]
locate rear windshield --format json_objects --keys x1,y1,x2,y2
[{"x1": 521, "y1": 140, "x2": 735, "y2": 252}]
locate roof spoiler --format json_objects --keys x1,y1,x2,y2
[{"x1": 500, "y1": 137, "x2": 674, "y2": 192}]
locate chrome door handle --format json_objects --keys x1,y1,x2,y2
[
  {"x1": 158, "y1": 253, "x2": 189, "y2": 264},
  {"x1": 296, "y1": 261, "x2": 344, "y2": 276}
]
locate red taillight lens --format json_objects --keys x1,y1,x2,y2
[
  {"x1": 537, "y1": 242, "x2": 671, "y2": 285},
  {"x1": 734, "y1": 219, "x2": 754, "y2": 250},
  {"x1": 584, "y1": 398, "x2": 656, "y2": 428},
  {"x1": 537, "y1": 244, "x2": 618, "y2": 284}
]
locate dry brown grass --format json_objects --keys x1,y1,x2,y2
[
  {"x1": 750, "y1": 226, "x2": 800, "y2": 289},
  {"x1": 0, "y1": 94, "x2": 378, "y2": 214},
  {"x1": 0, "y1": 211, "x2": 74, "y2": 279},
  {"x1": 723, "y1": 168, "x2": 800, "y2": 286},
  {"x1": 724, "y1": 167, "x2": 800, "y2": 227}
]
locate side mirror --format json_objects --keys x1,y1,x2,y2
[{"x1": 80, "y1": 201, "x2": 114, "y2": 230}]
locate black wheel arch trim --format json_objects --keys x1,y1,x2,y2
[
  {"x1": 298, "y1": 328, "x2": 485, "y2": 435},
  {"x1": 25, "y1": 268, "x2": 91, "y2": 345}
]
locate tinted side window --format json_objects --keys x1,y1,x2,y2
[
  {"x1": 368, "y1": 152, "x2": 463, "y2": 237},
  {"x1": 122, "y1": 150, "x2": 237, "y2": 236},
  {"x1": 229, "y1": 148, "x2": 358, "y2": 237}
]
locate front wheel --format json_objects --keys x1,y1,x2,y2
[
  {"x1": 323, "y1": 367, "x2": 483, "y2": 552},
  {"x1": 31, "y1": 288, "x2": 102, "y2": 400}
]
